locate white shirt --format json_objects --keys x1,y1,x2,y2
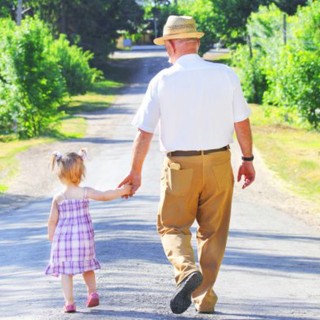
[{"x1": 132, "y1": 54, "x2": 251, "y2": 152}]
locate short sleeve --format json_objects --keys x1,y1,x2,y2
[
  {"x1": 132, "y1": 75, "x2": 161, "y2": 133},
  {"x1": 227, "y1": 68, "x2": 251, "y2": 122}
]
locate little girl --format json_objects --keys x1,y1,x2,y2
[{"x1": 45, "y1": 149, "x2": 131, "y2": 313}]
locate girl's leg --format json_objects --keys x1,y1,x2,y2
[
  {"x1": 83, "y1": 271, "x2": 99, "y2": 307},
  {"x1": 61, "y1": 275, "x2": 74, "y2": 305},
  {"x1": 83, "y1": 270, "x2": 97, "y2": 294}
]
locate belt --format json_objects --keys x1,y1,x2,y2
[{"x1": 167, "y1": 146, "x2": 229, "y2": 157}]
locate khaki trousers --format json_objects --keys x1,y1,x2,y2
[{"x1": 157, "y1": 150, "x2": 234, "y2": 312}]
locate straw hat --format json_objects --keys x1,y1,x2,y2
[{"x1": 153, "y1": 15, "x2": 204, "y2": 46}]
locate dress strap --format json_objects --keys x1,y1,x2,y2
[{"x1": 83, "y1": 187, "x2": 88, "y2": 200}]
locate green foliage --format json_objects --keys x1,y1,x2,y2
[
  {"x1": 272, "y1": 0, "x2": 308, "y2": 15},
  {"x1": 32, "y1": 0, "x2": 144, "y2": 66},
  {"x1": 52, "y1": 35, "x2": 101, "y2": 95},
  {"x1": 232, "y1": 4, "x2": 284, "y2": 103},
  {"x1": 177, "y1": 0, "x2": 217, "y2": 55},
  {"x1": 208, "y1": 0, "x2": 271, "y2": 47},
  {"x1": 0, "y1": 0, "x2": 14, "y2": 18},
  {"x1": 232, "y1": 46, "x2": 267, "y2": 104},
  {"x1": 246, "y1": 4, "x2": 285, "y2": 54},
  {"x1": 0, "y1": 16, "x2": 101, "y2": 138},
  {"x1": 1, "y1": 17, "x2": 66, "y2": 138},
  {"x1": 0, "y1": 18, "x2": 64, "y2": 137},
  {"x1": 232, "y1": 1, "x2": 320, "y2": 129},
  {"x1": 264, "y1": 1, "x2": 320, "y2": 128},
  {"x1": 142, "y1": 0, "x2": 178, "y2": 42}
]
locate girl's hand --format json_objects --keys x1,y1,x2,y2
[
  {"x1": 120, "y1": 183, "x2": 132, "y2": 196},
  {"x1": 118, "y1": 170, "x2": 141, "y2": 197}
]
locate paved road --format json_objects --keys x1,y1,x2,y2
[{"x1": 0, "y1": 47, "x2": 319, "y2": 320}]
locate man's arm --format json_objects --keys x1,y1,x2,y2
[
  {"x1": 234, "y1": 118, "x2": 256, "y2": 189},
  {"x1": 119, "y1": 129, "x2": 153, "y2": 195}
]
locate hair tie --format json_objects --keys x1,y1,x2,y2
[
  {"x1": 52, "y1": 151, "x2": 62, "y2": 161},
  {"x1": 78, "y1": 148, "x2": 87, "y2": 160}
]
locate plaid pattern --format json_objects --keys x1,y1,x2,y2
[{"x1": 45, "y1": 198, "x2": 101, "y2": 277}]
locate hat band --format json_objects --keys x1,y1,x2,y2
[{"x1": 164, "y1": 24, "x2": 196, "y2": 36}]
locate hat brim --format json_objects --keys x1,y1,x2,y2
[{"x1": 153, "y1": 32, "x2": 204, "y2": 46}]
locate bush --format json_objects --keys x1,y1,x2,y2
[
  {"x1": 0, "y1": 16, "x2": 101, "y2": 138},
  {"x1": 264, "y1": 46, "x2": 320, "y2": 128},
  {"x1": 0, "y1": 19, "x2": 18, "y2": 134},
  {"x1": 52, "y1": 35, "x2": 101, "y2": 96},
  {"x1": 232, "y1": 2, "x2": 320, "y2": 129},
  {"x1": 263, "y1": 1, "x2": 320, "y2": 128},
  {"x1": 232, "y1": 45, "x2": 267, "y2": 104},
  {"x1": 232, "y1": 4, "x2": 285, "y2": 104},
  {"x1": 0, "y1": 17, "x2": 66, "y2": 137}
]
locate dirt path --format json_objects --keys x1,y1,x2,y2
[
  {"x1": 1, "y1": 48, "x2": 318, "y2": 227},
  {"x1": 0, "y1": 47, "x2": 319, "y2": 320}
]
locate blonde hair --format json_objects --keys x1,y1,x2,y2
[{"x1": 51, "y1": 149, "x2": 87, "y2": 185}]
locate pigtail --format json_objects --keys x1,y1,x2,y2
[
  {"x1": 78, "y1": 148, "x2": 87, "y2": 160},
  {"x1": 51, "y1": 151, "x2": 62, "y2": 171}
]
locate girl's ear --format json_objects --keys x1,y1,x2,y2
[{"x1": 78, "y1": 148, "x2": 87, "y2": 160}]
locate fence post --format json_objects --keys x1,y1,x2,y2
[
  {"x1": 247, "y1": 34, "x2": 253, "y2": 58},
  {"x1": 283, "y1": 13, "x2": 287, "y2": 45},
  {"x1": 16, "y1": 0, "x2": 22, "y2": 25}
]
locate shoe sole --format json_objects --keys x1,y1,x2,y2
[
  {"x1": 64, "y1": 304, "x2": 76, "y2": 313},
  {"x1": 64, "y1": 310, "x2": 76, "y2": 313},
  {"x1": 87, "y1": 297, "x2": 99, "y2": 308},
  {"x1": 170, "y1": 271, "x2": 203, "y2": 314}
]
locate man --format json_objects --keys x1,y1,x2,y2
[{"x1": 119, "y1": 15, "x2": 255, "y2": 314}]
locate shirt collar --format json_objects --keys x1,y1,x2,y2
[{"x1": 175, "y1": 54, "x2": 202, "y2": 66}]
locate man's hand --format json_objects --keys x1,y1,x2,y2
[
  {"x1": 237, "y1": 161, "x2": 255, "y2": 189},
  {"x1": 118, "y1": 129, "x2": 153, "y2": 198},
  {"x1": 118, "y1": 170, "x2": 141, "y2": 197}
]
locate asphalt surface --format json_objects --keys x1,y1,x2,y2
[{"x1": 0, "y1": 47, "x2": 319, "y2": 320}]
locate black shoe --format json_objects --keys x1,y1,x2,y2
[{"x1": 170, "y1": 271, "x2": 203, "y2": 314}]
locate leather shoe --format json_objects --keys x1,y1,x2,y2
[{"x1": 170, "y1": 271, "x2": 203, "y2": 314}]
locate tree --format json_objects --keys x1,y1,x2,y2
[
  {"x1": 232, "y1": 1, "x2": 320, "y2": 129},
  {"x1": 263, "y1": 1, "x2": 320, "y2": 128},
  {"x1": 177, "y1": 0, "x2": 217, "y2": 54},
  {"x1": 0, "y1": 0, "x2": 15, "y2": 19},
  {"x1": 205, "y1": 0, "x2": 308, "y2": 47},
  {"x1": 272, "y1": 0, "x2": 308, "y2": 15},
  {"x1": 1, "y1": 1, "x2": 145, "y2": 66},
  {"x1": 0, "y1": 17, "x2": 66, "y2": 137},
  {"x1": 31, "y1": 0, "x2": 143, "y2": 64}
]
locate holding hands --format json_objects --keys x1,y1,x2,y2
[
  {"x1": 118, "y1": 182, "x2": 133, "y2": 197},
  {"x1": 118, "y1": 170, "x2": 141, "y2": 198}
]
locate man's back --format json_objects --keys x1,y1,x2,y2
[{"x1": 150, "y1": 54, "x2": 250, "y2": 151}]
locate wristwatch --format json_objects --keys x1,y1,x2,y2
[{"x1": 242, "y1": 155, "x2": 254, "y2": 161}]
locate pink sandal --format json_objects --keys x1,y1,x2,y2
[
  {"x1": 64, "y1": 303, "x2": 76, "y2": 313},
  {"x1": 86, "y1": 292, "x2": 99, "y2": 308}
]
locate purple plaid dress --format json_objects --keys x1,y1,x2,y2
[{"x1": 45, "y1": 189, "x2": 101, "y2": 277}]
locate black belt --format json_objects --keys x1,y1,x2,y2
[{"x1": 167, "y1": 146, "x2": 229, "y2": 157}]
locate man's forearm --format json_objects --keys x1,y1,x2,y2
[
  {"x1": 131, "y1": 129, "x2": 153, "y2": 173},
  {"x1": 234, "y1": 118, "x2": 253, "y2": 157}
]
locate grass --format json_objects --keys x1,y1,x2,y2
[
  {"x1": 0, "y1": 137, "x2": 53, "y2": 192},
  {"x1": 1, "y1": 54, "x2": 319, "y2": 212},
  {"x1": 61, "y1": 79, "x2": 123, "y2": 114},
  {"x1": 0, "y1": 77, "x2": 125, "y2": 192},
  {"x1": 250, "y1": 104, "x2": 320, "y2": 207}
]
